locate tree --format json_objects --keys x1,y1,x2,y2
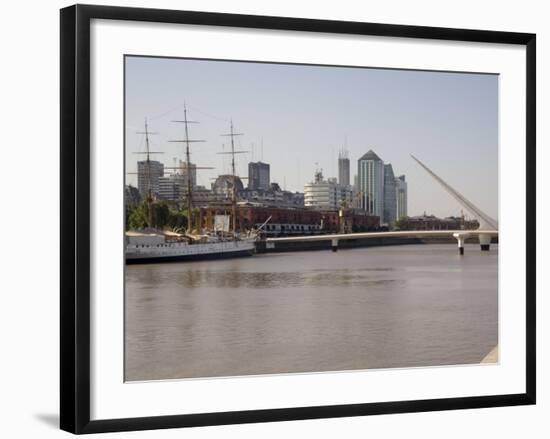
[
  {"x1": 126, "y1": 200, "x2": 190, "y2": 232},
  {"x1": 167, "y1": 206, "x2": 188, "y2": 231},
  {"x1": 153, "y1": 202, "x2": 170, "y2": 228},
  {"x1": 127, "y1": 202, "x2": 148, "y2": 230}
]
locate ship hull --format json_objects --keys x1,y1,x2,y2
[
  {"x1": 126, "y1": 248, "x2": 254, "y2": 264},
  {"x1": 126, "y1": 239, "x2": 256, "y2": 264}
]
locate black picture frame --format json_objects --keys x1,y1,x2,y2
[{"x1": 60, "y1": 4, "x2": 536, "y2": 434}]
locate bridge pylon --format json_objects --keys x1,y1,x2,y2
[{"x1": 411, "y1": 155, "x2": 498, "y2": 252}]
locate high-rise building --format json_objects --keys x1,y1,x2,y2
[
  {"x1": 178, "y1": 160, "x2": 197, "y2": 188},
  {"x1": 248, "y1": 161, "x2": 270, "y2": 190},
  {"x1": 395, "y1": 175, "x2": 408, "y2": 220},
  {"x1": 338, "y1": 150, "x2": 350, "y2": 186},
  {"x1": 383, "y1": 164, "x2": 397, "y2": 227},
  {"x1": 304, "y1": 170, "x2": 353, "y2": 210},
  {"x1": 352, "y1": 174, "x2": 360, "y2": 208},
  {"x1": 156, "y1": 161, "x2": 199, "y2": 202},
  {"x1": 357, "y1": 150, "x2": 384, "y2": 217},
  {"x1": 137, "y1": 160, "x2": 164, "y2": 199},
  {"x1": 158, "y1": 174, "x2": 186, "y2": 201}
]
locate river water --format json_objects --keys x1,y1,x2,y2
[{"x1": 125, "y1": 244, "x2": 498, "y2": 381}]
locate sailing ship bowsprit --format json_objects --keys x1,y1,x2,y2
[{"x1": 125, "y1": 107, "x2": 257, "y2": 263}]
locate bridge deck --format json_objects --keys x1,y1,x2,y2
[{"x1": 266, "y1": 229, "x2": 498, "y2": 243}]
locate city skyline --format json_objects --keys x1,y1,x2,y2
[{"x1": 125, "y1": 56, "x2": 498, "y2": 218}]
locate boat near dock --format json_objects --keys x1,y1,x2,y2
[
  {"x1": 126, "y1": 109, "x2": 259, "y2": 264},
  {"x1": 125, "y1": 230, "x2": 256, "y2": 264}
]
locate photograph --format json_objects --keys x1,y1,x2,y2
[{"x1": 124, "y1": 56, "x2": 499, "y2": 382}]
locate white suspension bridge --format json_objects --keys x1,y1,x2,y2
[{"x1": 266, "y1": 155, "x2": 498, "y2": 255}]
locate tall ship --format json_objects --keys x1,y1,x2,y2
[
  {"x1": 126, "y1": 106, "x2": 257, "y2": 264},
  {"x1": 126, "y1": 230, "x2": 257, "y2": 264}
]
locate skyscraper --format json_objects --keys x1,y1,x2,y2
[
  {"x1": 248, "y1": 161, "x2": 270, "y2": 190},
  {"x1": 357, "y1": 150, "x2": 385, "y2": 217},
  {"x1": 395, "y1": 175, "x2": 408, "y2": 220},
  {"x1": 137, "y1": 160, "x2": 164, "y2": 199},
  {"x1": 338, "y1": 150, "x2": 350, "y2": 186},
  {"x1": 383, "y1": 164, "x2": 397, "y2": 227}
]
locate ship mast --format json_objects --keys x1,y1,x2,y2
[
  {"x1": 144, "y1": 122, "x2": 154, "y2": 227},
  {"x1": 219, "y1": 119, "x2": 248, "y2": 234},
  {"x1": 169, "y1": 104, "x2": 212, "y2": 234},
  {"x1": 133, "y1": 119, "x2": 162, "y2": 228}
]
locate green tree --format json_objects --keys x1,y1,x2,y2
[
  {"x1": 152, "y1": 202, "x2": 170, "y2": 228},
  {"x1": 167, "y1": 206, "x2": 188, "y2": 231},
  {"x1": 126, "y1": 200, "x2": 192, "y2": 231},
  {"x1": 127, "y1": 202, "x2": 148, "y2": 230}
]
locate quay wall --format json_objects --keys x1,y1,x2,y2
[
  {"x1": 257, "y1": 235, "x2": 498, "y2": 253},
  {"x1": 257, "y1": 237, "x2": 421, "y2": 253}
]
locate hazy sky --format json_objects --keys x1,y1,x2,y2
[{"x1": 125, "y1": 56, "x2": 498, "y2": 219}]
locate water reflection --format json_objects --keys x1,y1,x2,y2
[{"x1": 155, "y1": 269, "x2": 403, "y2": 289}]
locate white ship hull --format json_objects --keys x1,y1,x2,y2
[{"x1": 126, "y1": 238, "x2": 256, "y2": 264}]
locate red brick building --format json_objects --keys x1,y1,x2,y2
[
  {"x1": 199, "y1": 205, "x2": 380, "y2": 236},
  {"x1": 397, "y1": 215, "x2": 479, "y2": 231},
  {"x1": 200, "y1": 206, "x2": 380, "y2": 236},
  {"x1": 337, "y1": 209, "x2": 381, "y2": 233}
]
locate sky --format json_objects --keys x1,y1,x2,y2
[{"x1": 125, "y1": 56, "x2": 498, "y2": 219}]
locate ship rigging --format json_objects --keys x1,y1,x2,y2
[{"x1": 167, "y1": 103, "x2": 213, "y2": 233}]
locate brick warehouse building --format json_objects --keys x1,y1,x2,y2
[
  {"x1": 198, "y1": 205, "x2": 380, "y2": 236},
  {"x1": 398, "y1": 214, "x2": 479, "y2": 231}
]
